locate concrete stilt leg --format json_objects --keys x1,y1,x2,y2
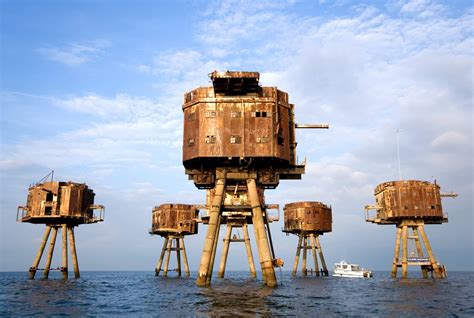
[
  {"x1": 61, "y1": 225, "x2": 68, "y2": 279},
  {"x1": 163, "y1": 238, "x2": 173, "y2": 277},
  {"x1": 243, "y1": 224, "x2": 256, "y2": 278},
  {"x1": 217, "y1": 224, "x2": 232, "y2": 278},
  {"x1": 292, "y1": 235, "x2": 302, "y2": 276},
  {"x1": 29, "y1": 226, "x2": 52, "y2": 279},
  {"x1": 412, "y1": 227, "x2": 428, "y2": 278},
  {"x1": 176, "y1": 238, "x2": 182, "y2": 277},
  {"x1": 315, "y1": 236, "x2": 328, "y2": 276},
  {"x1": 155, "y1": 238, "x2": 169, "y2": 276},
  {"x1": 302, "y1": 236, "x2": 308, "y2": 276},
  {"x1": 68, "y1": 227, "x2": 80, "y2": 278},
  {"x1": 310, "y1": 234, "x2": 320, "y2": 277},
  {"x1": 248, "y1": 178, "x2": 277, "y2": 287},
  {"x1": 196, "y1": 177, "x2": 225, "y2": 287},
  {"x1": 418, "y1": 225, "x2": 444, "y2": 278},
  {"x1": 401, "y1": 225, "x2": 408, "y2": 278},
  {"x1": 180, "y1": 238, "x2": 190, "y2": 277},
  {"x1": 392, "y1": 227, "x2": 402, "y2": 278},
  {"x1": 43, "y1": 227, "x2": 58, "y2": 279},
  {"x1": 206, "y1": 214, "x2": 221, "y2": 286}
]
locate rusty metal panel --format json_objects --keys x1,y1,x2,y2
[
  {"x1": 283, "y1": 201, "x2": 332, "y2": 234},
  {"x1": 19, "y1": 181, "x2": 101, "y2": 225},
  {"x1": 151, "y1": 204, "x2": 199, "y2": 236},
  {"x1": 374, "y1": 180, "x2": 443, "y2": 222}
]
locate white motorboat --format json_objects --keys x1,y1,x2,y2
[{"x1": 333, "y1": 260, "x2": 373, "y2": 278}]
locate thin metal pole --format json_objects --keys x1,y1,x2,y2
[
  {"x1": 29, "y1": 226, "x2": 52, "y2": 279},
  {"x1": 43, "y1": 227, "x2": 58, "y2": 279}
]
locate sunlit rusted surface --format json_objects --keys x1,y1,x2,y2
[
  {"x1": 17, "y1": 181, "x2": 104, "y2": 226},
  {"x1": 150, "y1": 204, "x2": 198, "y2": 236},
  {"x1": 283, "y1": 201, "x2": 332, "y2": 234}
]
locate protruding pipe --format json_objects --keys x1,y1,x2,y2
[
  {"x1": 295, "y1": 124, "x2": 329, "y2": 129},
  {"x1": 44, "y1": 227, "x2": 58, "y2": 279},
  {"x1": 315, "y1": 236, "x2": 328, "y2": 276},
  {"x1": 248, "y1": 178, "x2": 277, "y2": 287},
  {"x1": 61, "y1": 225, "x2": 68, "y2": 279},
  {"x1": 163, "y1": 238, "x2": 173, "y2": 277},
  {"x1": 68, "y1": 227, "x2": 80, "y2": 278},
  {"x1": 401, "y1": 225, "x2": 408, "y2": 278},
  {"x1": 310, "y1": 234, "x2": 320, "y2": 277},
  {"x1": 196, "y1": 177, "x2": 226, "y2": 287},
  {"x1": 180, "y1": 238, "x2": 190, "y2": 277},
  {"x1": 155, "y1": 237, "x2": 169, "y2": 276},
  {"x1": 391, "y1": 227, "x2": 402, "y2": 278},
  {"x1": 29, "y1": 226, "x2": 52, "y2": 279},
  {"x1": 292, "y1": 235, "x2": 303, "y2": 276},
  {"x1": 243, "y1": 224, "x2": 257, "y2": 278},
  {"x1": 217, "y1": 225, "x2": 232, "y2": 278}
]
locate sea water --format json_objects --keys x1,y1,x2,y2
[{"x1": 1, "y1": 271, "x2": 473, "y2": 316}]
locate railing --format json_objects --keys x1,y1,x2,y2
[
  {"x1": 364, "y1": 205, "x2": 382, "y2": 222},
  {"x1": 266, "y1": 204, "x2": 280, "y2": 222},
  {"x1": 16, "y1": 206, "x2": 28, "y2": 222},
  {"x1": 89, "y1": 204, "x2": 105, "y2": 222}
]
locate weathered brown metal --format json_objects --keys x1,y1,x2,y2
[
  {"x1": 17, "y1": 181, "x2": 104, "y2": 226},
  {"x1": 18, "y1": 179, "x2": 104, "y2": 279},
  {"x1": 150, "y1": 204, "x2": 198, "y2": 277},
  {"x1": 284, "y1": 201, "x2": 332, "y2": 277},
  {"x1": 184, "y1": 72, "x2": 327, "y2": 287},
  {"x1": 283, "y1": 201, "x2": 332, "y2": 234},
  {"x1": 366, "y1": 180, "x2": 455, "y2": 278}
]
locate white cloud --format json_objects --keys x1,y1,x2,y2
[{"x1": 37, "y1": 40, "x2": 110, "y2": 66}]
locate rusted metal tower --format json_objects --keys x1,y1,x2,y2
[
  {"x1": 365, "y1": 180, "x2": 457, "y2": 278},
  {"x1": 17, "y1": 177, "x2": 104, "y2": 279},
  {"x1": 150, "y1": 204, "x2": 198, "y2": 277},
  {"x1": 182, "y1": 71, "x2": 328, "y2": 287},
  {"x1": 283, "y1": 201, "x2": 332, "y2": 276}
]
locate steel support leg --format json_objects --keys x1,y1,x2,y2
[
  {"x1": 155, "y1": 237, "x2": 169, "y2": 276},
  {"x1": 217, "y1": 224, "x2": 232, "y2": 278},
  {"x1": 29, "y1": 226, "x2": 52, "y2": 279},
  {"x1": 243, "y1": 224, "x2": 257, "y2": 278},
  {"x1": 392, "y1": 227, "x2": 402, "y2": 278},
  {"x1": 196, "y1": 177, "x2": 225, "y2": 287},
  {"x1": 315, "y1": 236, "x2": 328, "y2": 276},
  {"x1": 43, "y1": 227, "x2": 58, "y2": 279},
  {"x1": 61, "y1": 225, "x2": 68, "y2": 279},
  {"x1": 292, "y1": 235, "x2": 303, "y2": 276},
  {"x1": 180, "y1": 238, "x2": 190, "y2": 277},
  {"x1": 248, "y1": 178, "x2": 277, "y2": 287},
  {"x1": 68, "y1": 227, "x2": 80, "y2": 278},
  {"x1": 401, "y1": 225, "x2": 408, "y2": 278}
]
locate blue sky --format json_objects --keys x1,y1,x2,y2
[{"x1": 1, "y1": 0, "x2": 472, "y2": 272}]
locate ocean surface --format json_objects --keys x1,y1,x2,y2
[{"x1": 1, "y1": 271, "x2": 473, "y2": 317}]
